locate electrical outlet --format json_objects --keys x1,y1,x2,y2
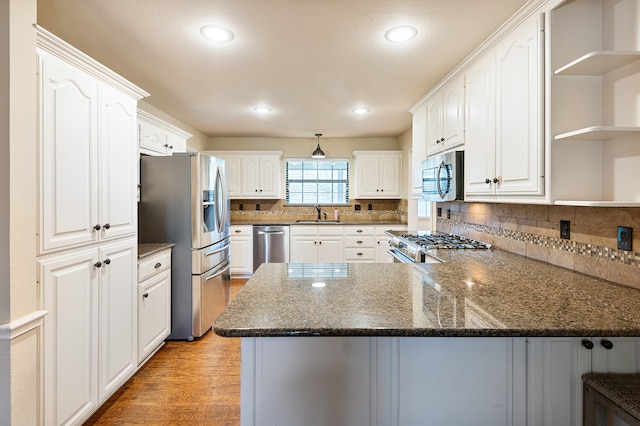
[
  {"x1": 239, "y1": 203, "x2": 243, "y2": 211},
  {"x1": 560, "y1": 220, "x2": 570, "y2": 239},
  {"x1": 446, "y1": 209, "x2": 451, "y2": 219},
  {"x1": 368, "y1": 203, "x2": 373, "y2": 211},
  {"x1": 618, "y1": 226, "x2": 633, "y2": 251},
  {"x1": 255, "y1": 204, "x2": 260, "y2": 211},
  {"x1": 437, "y1": 207, "x2": 442, "y2": 217},
  {"x1": 354, "y1": 204, "x2": 361, "y2": 211}
]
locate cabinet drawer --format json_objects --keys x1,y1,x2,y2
[
  {"x1": 138, "y1": 250, "x2": 171, "y2": 282},
  {"x1": 344, "y1": 236, "x2": 375, "y2": 248},
  {"x1": 343, "y1": 226, "x2": 374, "y2": 236},
  {"x1": 344, "y1": 247, "x2": 375, "y2": 262}
]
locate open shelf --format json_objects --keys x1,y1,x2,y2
[
  {"x1": 554, "y1": 51, "x2": 640, "y2": 75},
  {"x1": 554, "y1": 200, "x2": 640, "y2": 207},
  {"x1": 554, "y1": 126, "x2": 640, "y2": 141}
]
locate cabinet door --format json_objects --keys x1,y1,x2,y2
[
  {"x1": 40, "y1": 54, "x2": 99, "y2": 253},
  {"x1": 527, "y1": 337, "x2": 592, "y2": 426},
  {"x1": 166, "y1": 132, "x2": 186, "y2": 154},
  {"x1": 355, "y1": 156, "x2": 380, "y2": 197},
  {"x1": 317, "y1": 236, "x2": 344, "y2": 262},
  {"x1": 411, "y1": 104, "x2": 428, "y2": 196},
  {"x1": 138, "y1": 269, "x2": 171, "y2": 364},
  {"x1": 495, "y1": 15, "x2": 543, "y2": 195},
  {"x1": 290, "y1": 235, "x2": 318, "y2": 262},
  {"x1": 241, "y1": 157, "x2": 260, "y2": 195},
  {"x1": 591, "y1": 337, "x2": 640, "y2": 373},
  {"x1": 426, "y1": 93, "x2": 444, "y2": 154},
  {"x1": 138, "y1": 119, "x2": 167, "y2": 155},
  {"x1": 224, "y1": 156, "x2": 242, "y2": 198},
  {"x1": 378, "y1": 155, "x2": 401, "y2": 197},
  {"x1": 258, "y1": 156, "x2": 280, "y2": 198},
  {"x1": 99, "y1": 85, "x2": 138, "y2": 241},
  {"x1": 230, "y1": 226, "x2": 253, "y2": 276},
  {"x1": 465, "y1": 52, "x2": 497, "y2": 196},
  {"x1": 442, "y1": 75, "x2": 465, "y2": 149},
  {"x1": 98, "y1": 239, "x2": 137, "y2": 402},
  {"x1": 41, "y1": 247, "x2": 99, "y2": 425}
]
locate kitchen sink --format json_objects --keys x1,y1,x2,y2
[{"x1": 295, "y1": 219, "x2": 340, "y2": 224}]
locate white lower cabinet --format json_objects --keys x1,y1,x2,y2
[
  {"x1": 41, "y1": 238, "x2": 137, "y2": 426},
  {"x1": 527, "y1": 337, "x2": 640, "y2": 426},
  {"x1": 137, "y1": 248, "x2": 172, "y2": 365},
  {"x1": 343, "y1": 226, "x2": 375, "y2": 263},
  {"x1": 230, "y1": 225, "x2": 253, "y2": 276},
  {"x1": 289, "y1": 226, "x2": 344, "y2": 263}
]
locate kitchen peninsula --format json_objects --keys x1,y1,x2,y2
[{"x1": 214, "y1": 253, "x2": 640, "y2": 426}]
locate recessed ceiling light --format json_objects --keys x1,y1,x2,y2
[
  {"x1": 254, "y1": 106, "x2": 272, "y2": 113},
  {"x1": 384, "y1": 25, "x2": 418, "y2": 43},
  {"x1": 200, "y1": 25, "x2": 234, "y2": 42},
  {"x1": 352, "y1": 107, "x2": 369, "y2": 114}
]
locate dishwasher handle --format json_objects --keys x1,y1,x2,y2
[{"x1": 257, "y1": 230, "x2": 286, "y2": 235}]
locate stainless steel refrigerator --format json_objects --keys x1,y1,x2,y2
[{"x1": 139, "y1": 152, "x2": 230, "y2": 340}]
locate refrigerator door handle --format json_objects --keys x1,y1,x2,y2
[
  {"x1": 204, "y1": 242, "x2": 230, "y2": 257},
  {"x1": 204, "y1": 261, "x2": 231, "y2": 281}
]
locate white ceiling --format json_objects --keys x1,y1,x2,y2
[{"x1": 37, "y1": 0, "x2": 529, "y2": 139}]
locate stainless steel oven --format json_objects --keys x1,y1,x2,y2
[{"x1": 422, "y1": 150, "x2": 464, "y2": 201}]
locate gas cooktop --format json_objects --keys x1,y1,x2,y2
[{"x1": 395, "y1": 232, "x2": 491, "y2": 250}]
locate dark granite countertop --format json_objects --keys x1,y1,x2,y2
[
  {"x1": 138, "y1": 242, "x2": 175, "y2": 259},
  {"x1": 213, "y1": 249, "x2": 640, "y2": 338}
]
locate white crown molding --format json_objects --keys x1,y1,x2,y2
[
  {"x1": 35, "y1": 24, "x2": 149, "y2": 101},
  {"x1": 138, "y1": 109, "x2": 193, "y2": 139}
]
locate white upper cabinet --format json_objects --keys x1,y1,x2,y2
[
  {"x1": 352, "y1": 151, "x2": 402, "y2": 199},
  {"x1": 549, "y1": 0, "x2": 640, "y2": 206},
  {"x1": 426, "y1": 75, "x2": 465, "y2": 155},
  {"x1": 39, "y1": 49, "x2": 143, "y2": 254},
  {"x1": 209, "y1": 151, "x2": 282, "y2": 199},
  {"x1": 138, "y1": 110, "x2": 192, "y2": 156},
  {"x1": 465, "y1": 13, "x2": 544, "y2": 200},
  {"x1": 465, "y1": 51, "x2": 497, "y2": 196},
  {"x1": 495, "y1": 13, "x2": 543, "y2": 196}
]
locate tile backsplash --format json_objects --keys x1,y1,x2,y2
[
  {"x1": 436, "y1": 202, "x2": 640, "y2": 289},
  {"x1": 231, "y1": 199, "x2": 407, "y2": 224}
]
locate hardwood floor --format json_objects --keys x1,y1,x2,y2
[{"x1": 85, "y1": 279, "x2": 246, "y2": 425}]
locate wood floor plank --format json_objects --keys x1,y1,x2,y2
[{"x1": 84, "y1": 279, "x2": 245, "y2": 425}]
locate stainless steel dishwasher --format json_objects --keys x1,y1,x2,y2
[{"x1": 253, "y1": 225, "x2": 290, "y2": 272}]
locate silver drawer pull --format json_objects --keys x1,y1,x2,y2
[{"x1": 154, "y1": 262, "x2": 162, "y2": 269}]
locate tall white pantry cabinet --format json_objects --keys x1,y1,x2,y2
[{"x1": 36, "y1": 27, "x2": 148, "y2": 426}]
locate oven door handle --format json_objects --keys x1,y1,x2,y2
[
  {"x1": 387, "y1": 248, "x2": 413, "y2": 263},
  {"x1": 204, "y1": 242, "x2": 230, "y2": 257}
]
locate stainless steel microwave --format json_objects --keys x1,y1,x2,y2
[{"x1": 421, "y1": 151, "x2": 464, "y2": 201}]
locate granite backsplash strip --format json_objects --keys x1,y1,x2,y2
[
  {"x1": 436, "y1": 201, "x2": 640, "y2": 288},
  {"x1": 231, "y1": 199, "x2": 407, "y2": 224}
]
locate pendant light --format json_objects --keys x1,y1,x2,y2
[{"x1": 311, "y1": 133, "x2": 325, "y2": 158}]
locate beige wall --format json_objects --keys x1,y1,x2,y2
[
  {"x1": 437, "y1": 201, "x2": 640, "y2": 289},
  {"x1": 207, "y1": 136, "x2": 400, "y2": 158},
  {"x1": 1, "y1": 0, "x2": 40, "y2": 424}
]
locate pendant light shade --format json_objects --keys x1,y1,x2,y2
[{"x1": 311, "y1": 133, "x2": 325, "y2": 158}]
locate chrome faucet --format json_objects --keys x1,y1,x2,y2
[{"x1": 314, "y1": 204, "x2": 321, "y2": 220}]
